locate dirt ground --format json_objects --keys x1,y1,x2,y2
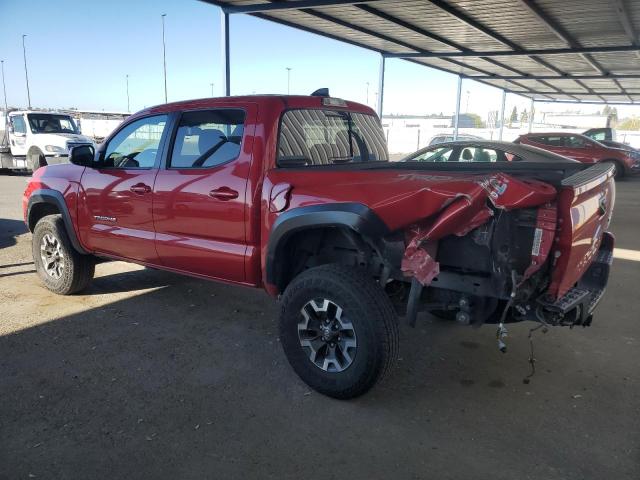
[{"x1": 1, "y1": 173, "x2": 638, "y2": 480}]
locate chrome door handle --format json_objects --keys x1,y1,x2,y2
[
  {"x1": 130, "y1": 183, "x2": 151, "y2": 194},
  {"x1": 209, "y1": 187, "x2": 239, "y2": 200}
]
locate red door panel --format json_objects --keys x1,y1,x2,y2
[
  {"x1": 153, "y1": 105, "x2": 257, "y2": 283},
  {"x1": 78, "y1": 168, "x2": 159, "y2": 262}
]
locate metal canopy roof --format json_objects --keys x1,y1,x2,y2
[{"x1": 202, "y1": 0, "x2": 640, "y2": 105}]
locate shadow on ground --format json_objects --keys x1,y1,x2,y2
[
  {"x1": 0, "y1": 218, "x2": 28, "y2": 249},
  {"x1": 1, "y1": 259, "x2": 638, "y2": 480}
]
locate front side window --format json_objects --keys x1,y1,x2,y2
[
  {"x1": 10, "y1": 115, "x2": 27, "y2": 134},
  {"x1": 103, "y1": 115, "x2": 167, "y2": 168},
  {"x1": 169, "y1": 109, "x2": 245, "y2": 169},
  {"x1": 27, "y1": 114, "x2": 78, "y2": 134},
  {"x1": 277, "y1": 109, "x2": 388, "y2": 167}
]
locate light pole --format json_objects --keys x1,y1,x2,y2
[
  {"x1": 22, "y1": 35, "x2": 31, "y2": 109},
  {"x1": 366, "y1": 81, "x2": 369, "y2": 105},
  {"x1": 465, "y1": 90, "x2": 470, "y2": 113},
  {"x1": 286, "y1": 67, "x2": 292, "y2": 94},
  {"x1": 161, "y1": 14, "x2": 168, "y2": 103},
  {"x1": 210, "y1": 83, "x2": 214, "y2": 97},
  {"x1": 1, "y1": 60, "x2": 8, "y2": 111},
  {"x1": 126, "y1": 74, "x2": 130, "y2": 112}
]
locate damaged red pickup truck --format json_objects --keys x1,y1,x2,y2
[{"x1": 23, "y1": 93, "x2": 616, "y2": 398}]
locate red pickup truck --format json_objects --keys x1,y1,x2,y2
[
  {"x1": 515, "y1": 132, "x2": 640, "y2": 178},
  {"x1": 24, "y1": 93, "x2": 616, "y2": 398}
]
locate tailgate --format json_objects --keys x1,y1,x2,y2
[{"x1": 548, "y1": 162, "x2": 616, "y2": 299}]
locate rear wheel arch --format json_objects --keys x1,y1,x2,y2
[{"x1": 265, "y1": 203, "x2": 393, "y2": 292}]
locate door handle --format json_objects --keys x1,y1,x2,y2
[
  {"x1": 130, "y1": 183, "x2": 151, "y2": 194},
  {"x1": 209, "y1": 187, "x2": 239, "y2": 201}
]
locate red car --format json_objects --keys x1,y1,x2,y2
[
  {"x1": 515, "y1": 132, "x2": 640, "y2": 178},
  {"x1": 24, "y1": 93, "x2": 615, "y2": 398}
]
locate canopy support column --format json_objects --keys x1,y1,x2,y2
[
  {"x1": 498, "y1": 89, "x2": 506, "y2": 140},
  {"x1": 377, "y1": 54, "x2": 385, "y2": 117},
  {"x1": 221, "y1": 11, "x2": 230, "y2": 96},
  {"x1": 453, "y1": 75, "x2": 462, "y2": 140},
  {"x1": 528, "y1": 98, "x2": 535, "y2": 132}
]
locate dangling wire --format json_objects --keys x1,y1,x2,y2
[{"x1": 523, "y1": 317, "x2": 549, "y2": 384}]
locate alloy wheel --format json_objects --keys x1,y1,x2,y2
[
  {"x1": 298, "y1": 298, "x2": 357, "y2": 372},
  {"x1": 40, "y1": 233, "x2": 65, "y2": 279}
]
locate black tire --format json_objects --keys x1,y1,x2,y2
[
  {"x1": 28, "y1": 148, "x2": 47, "y2": 173},
  {"x1": 32, "y1": 214, "x2": 95, "y2": 295},
  {"x1": 609, "y1": 160, "x2": 625, "y2": 180},
  {"x1": 279, "y1": 264, "x2": 399, "y2": 399}
]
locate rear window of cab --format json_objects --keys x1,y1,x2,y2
[{"x1": 277, "y1": 109, "x2": 388, "y2": 167}]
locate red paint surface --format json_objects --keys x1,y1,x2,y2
[
  {"x1": 517, "y1": 132, "x2": 637, "y2": 173},
  {"x1": 22, "y1": 95, "x2": 614, "y2": 301}
]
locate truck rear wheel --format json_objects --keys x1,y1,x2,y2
[
  {"x1": 279, "y1": 264, "x2": 399, "y2": 399},
  {"x1": 32, "y1": 214, "x2": 95, "y2": 295}
]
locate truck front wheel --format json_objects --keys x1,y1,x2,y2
[
  {"x1": 28, "y1": 148, "x2": 47, "y2": 173},
  {"x1": 279, "y1": 264, "x2": 399, "y2": 399},
  {"x1": 32, "y1": 214, "x2": 95, "y2": 295}
]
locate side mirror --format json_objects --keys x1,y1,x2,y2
[{"x1": 69, "y1": 144, "x2": 95, "y2": 167}]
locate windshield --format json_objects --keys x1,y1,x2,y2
[
  {"x1": 27, "y1": 114, "x2": 79, "y2": 134},
  {"x1": 277, "y1": 109, "x2": 388, "y2": 167}
]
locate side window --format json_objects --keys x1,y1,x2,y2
[
  {"x1": 277, "y1": 110, "x2": 388, "y2": 167},
  {"x1": 169, "y1": 109, "x2": 245, "y2": 169},
  {"x1": 10, "y1": 116, "x2": 27, "y2": 134},
  {"x1": 459, "y1": 147, "x2": 499, "y2": 162},
  {"x1": 103, "y1": 115, "x2": 168, "y2": 168},
  {"x1": 590, "y1": 131, "x2": 606, "y2": 141},
  {"x1": 412, "y1": 146, "x2": 454, "y2": 162},
  {"x1": 565, "y1": 136, "x2": 585, "y2": 148}
]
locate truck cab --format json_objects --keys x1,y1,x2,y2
[{"x1": 1, "y1": 111, "x2": 94, "y2": 172}]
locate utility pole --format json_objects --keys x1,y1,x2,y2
[
  {"x1": 286, "y1": 67, "x2": 292, "y2": 94},
  {"x1": 22, "y1": 35, "x2": 31, "y2": 109},
  {"x1": 465, "y1": 90, "x2": 470, "y2": 113},
  {"x1": 210, "y1": 83, "x2": 214, "y2": 96},
  {"x1": 126, "y1": 74, "x2": 130, "y2": 112},
  {"x1": 161, "y1": 14, "x2": 168, "y2": 103},
  {"x1": 1, "y1": 60, "x2": 8, "y2": 111},
  {"x1": 366, "y1": 81, "x2": 369, "y2": 105}
]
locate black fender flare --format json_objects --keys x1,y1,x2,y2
[
  {"x1": 27, "y1": 189, "x2": 89, "y2": 254},
  {"x1": 265, "y1": 203, "x2": 390, "y2": 288}
]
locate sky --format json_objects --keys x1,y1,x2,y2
[{"x1": 1, "y1": 0, "x2": 639, "y2": 121}]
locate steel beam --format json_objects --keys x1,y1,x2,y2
[
  {"x1": 453, "y1": 75, "x2": 462, "y2": 140},
  {"x1": 383, "y1": 45, "x2": 640, "y2": 59},
  {"x1": 498, "y1": 90, "x2": 506, "y2": 141},
  {"x1": 217, "y1": 0, "x2": 380, "y2": 14},
  {"x1": 221, "y1": 11, "x2": 230, "y2": 96},
  {"x1": 518, "y1": 90, "x2": 640, "y2": 97},
  {"x1": 468, "y1": 74, "x2": 640, "y2": 81},
  {"x1": 377, "y1": 54, "x2": 385, "y2": 117}
]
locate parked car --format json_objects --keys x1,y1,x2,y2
[
  {"x1": 24, "y1": 93, "x2": 615, "y2": 399},
  {"x1": 400, "y1": 140, "x2": 580, "y2": 164},
  {"x1": 428, "y1": 133, "x2": 482, "y2": 146},
  {"x1": 515, "y1": 132, "x2": 640, "y2": 178},
  {"x1": 1, "y1": 111, "x2": 94, "y2": 172},
  {"x1": 582, "y1": 127, "x2": 640, "y2": 153}
]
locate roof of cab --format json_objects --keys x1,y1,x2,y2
[{"x1": 132, "y1": 95, "x2": 376, "y2": 119}]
